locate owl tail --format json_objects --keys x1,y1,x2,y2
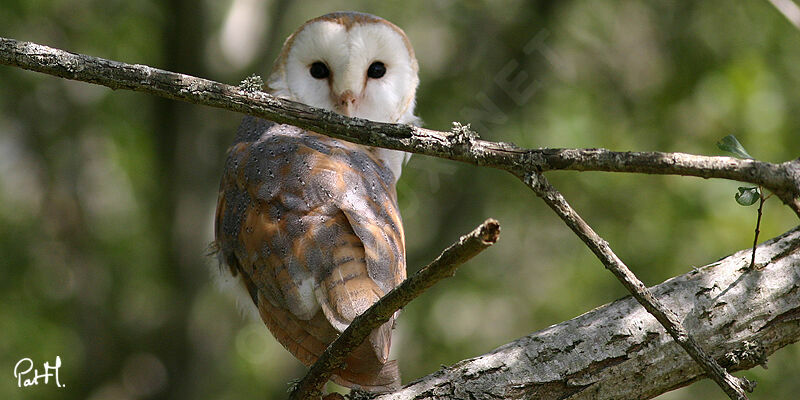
[
  {"x1": 329, "y1": 321, "x2": 401, "y2": 392},
  {"x1": 254, "y1": 289, "x2": 401, "y2": 391},
  {"x1": 331, "y1": 359, "x2": 401, "y2": 392}
]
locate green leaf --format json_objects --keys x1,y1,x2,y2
[
  {"x1": 735, "y1": 186, "x2": 760, "y2": 206},
  {"x1": 717, "y1": 135, "x2": 753, "y2": 159}
]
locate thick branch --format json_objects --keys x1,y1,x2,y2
[
  {"x1": 1, "y1": 37, "x2": 798, "y2": 216},
  {"x1": 289, "y1": 219, "x2": 501, "y2": 400},
  {"x1": 519, "y1": 171, "x2": 753, "y2": 399},
  {"x1": 375, "y1": 226, "x2": 800, "y2": 400}
]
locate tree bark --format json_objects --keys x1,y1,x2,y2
[{"x1": 375, "y1": 226, "x2": 800, "y2": 399}]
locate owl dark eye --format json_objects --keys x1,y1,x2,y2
[
  {"x1": 367, "y1": 61, "x2": 386, "y2": 79},
  {"x1": 309, "y1": 62, "x2": 330, "y2": 79}
]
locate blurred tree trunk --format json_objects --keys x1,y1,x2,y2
[
  {"x1": 152, "y1": 0, "x2": 206, "y2": 398},
  {"x1": 249, "y1": 0, "x2": 292, "y2": 75}
]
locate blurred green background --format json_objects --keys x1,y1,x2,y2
[{"x1": 1, "y1": 1, "x2": 799, "y2": 399}]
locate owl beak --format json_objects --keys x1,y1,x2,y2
[{"x1": 335, "y1": 90, "x2": 358, "y2": 117}]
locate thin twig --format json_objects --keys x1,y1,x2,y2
[
  {"x1": 0, "y1": 37, "x2": 798, "y2": 217},
  {"x1": 518, "y1": 171, "x2": 755, "y2": 400},
  {"x1": 289, "y1": 219, "x2": 501, "y2": 400},
  {"x1": 751, "y1": 187, "x2": 766, "y2": 269},
  {"x1": 767, "y1": 0, "x2": 800, "y2": 30}
]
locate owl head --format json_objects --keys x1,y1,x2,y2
[{"x1": 267, "y1": 12, "x2": 420, "y2": 126}]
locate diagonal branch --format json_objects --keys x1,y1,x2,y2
[
  {"x1": 374, "y1": 227, "x2": 800, "y2": 400},
  {"x1": 517, "y1": 170, "x2": 754, "y2": 400},
  {"x1": 289, "y1": 219, "x2": 501, "y2": 400},
  {"x1": 1, "y1": 37, "x2": 798, "y2": 217}
]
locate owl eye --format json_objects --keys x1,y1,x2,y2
[
  {"x1": 367, "y1": 61, "x2": 386, "y2": 79},
  {"x1": 309, "y1": 62, "x2": 330, "y2": 79}
]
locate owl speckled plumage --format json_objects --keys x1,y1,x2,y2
[{"x1": 214, "y1": 12, "x2": 419, "y2": 391}]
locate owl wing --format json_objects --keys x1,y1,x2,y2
[
  {"x1": 312, "y1": 140, "x2": 407, "y2": 362},
  {"x1": 215, "y1": 117, "x2": 405, "y2": 389}
]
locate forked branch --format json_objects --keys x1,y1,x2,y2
[
  {"x1": 373, "y1": 227, "x2": 800, "y2": 399},
  {"x1": 519, "y1": 171, "x2": 755, "y2": 399}
]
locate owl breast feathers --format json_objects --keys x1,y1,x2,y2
[{"x1": 215, "y1": 117, "x2": 406, "y2": 391}]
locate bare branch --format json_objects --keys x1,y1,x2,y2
[
  {"x1": 533, "y1": 149, "x2": 800, "y2": 217},
  {"x1": 518, "y1": 171, "x2": 754, "y2": 399},
  {"x1": 375, "y1": 227, "x2": 800, "y2": 400},
  {"x1": 1, "y1": 37, "x2": 798, "y2": 217},
  {"x1": 289, "y1": 219, "x2": 501, "y2": 400},
  {"x1": 751, "y1": 189, "x2": 767, "y2": 269}
]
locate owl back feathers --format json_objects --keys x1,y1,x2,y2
[{"x1": 215, "y1": 117, "x2": 406, "y2": 391}]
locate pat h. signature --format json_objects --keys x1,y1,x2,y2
[{"x1": 14, "y1": 356, "x2": 65, "y2": 388}]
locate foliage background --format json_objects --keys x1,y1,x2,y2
[{"x1": 1, "y1": 1, "x2": 799, "y2": 399}]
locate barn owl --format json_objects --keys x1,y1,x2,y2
[{"x1": 214, "y1": 12, "x2": 419, "y2": 392}]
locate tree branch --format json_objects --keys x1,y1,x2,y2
[
  {"x1": 289, "y1": 219, "x2": 501, "y2": 400},
  {"x1": 1, "y1": 37, "x2": 798, "y2": 217},
  {"x1": 519, "y1": 171, "x2": 754, "y2": 399},
  {"x1": 375, "y1": 226, "x2": 800, "y2": 400}
]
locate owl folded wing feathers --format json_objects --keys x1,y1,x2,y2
[{"x1": 215, "y1": 119, "x2": 405, "y2": 390}]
